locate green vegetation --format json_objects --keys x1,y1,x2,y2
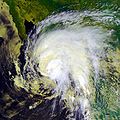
[{"x1": 3, "y1": 0, "x2": 120, "y2": 39}]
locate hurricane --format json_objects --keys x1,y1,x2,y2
[{"x1": 12, "y1": 9, "x2": 120, "y2": 120}]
